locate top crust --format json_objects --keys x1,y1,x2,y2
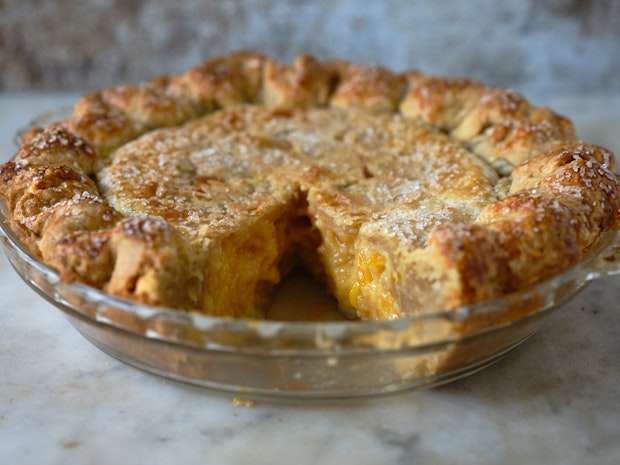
[{"x1": 1, "y1": 52, "x2": 619, "y2": 319}]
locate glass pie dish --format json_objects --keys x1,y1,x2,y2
[
  {"x1": 3, "y1": 108, "x2": 620, "y2": 401},
  {"x1": 3, "y1": 196, "x2": 620, "y2": 400}
]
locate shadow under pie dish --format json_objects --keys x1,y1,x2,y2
[{"x1": 1, "y1": 52, "x2": 620, "y2": 399}]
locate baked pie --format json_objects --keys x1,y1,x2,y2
[{"x1": 1, "y1": 52, "x2": 619, "y2": 321}]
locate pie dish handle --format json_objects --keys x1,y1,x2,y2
[
  {"x1": 584, "y1": 231, "x2": 620, "y2": 282},
  {"x1": 12, "y1": 107, "x2": 74, "y2": 147}
]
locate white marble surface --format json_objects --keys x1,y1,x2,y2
[{"x1": 1, "y1": 93, "x2": 619, "y2": 465}]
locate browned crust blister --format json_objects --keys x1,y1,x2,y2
[{"x1": 1, "y1": 52, "x2": 619, "y2": 317}]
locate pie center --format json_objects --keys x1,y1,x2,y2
[{"x1": 97, "y1": 104, "x2": 502, "y2": 318}]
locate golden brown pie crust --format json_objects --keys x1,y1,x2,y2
[{"x1": 1, "y1": 51, "x2": 619, "y2": 320}]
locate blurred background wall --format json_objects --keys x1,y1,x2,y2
[{"x1": 1, "y1": 0, "x2": 618, "y2": 97}]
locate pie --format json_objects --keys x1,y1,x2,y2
[{"x1": 1, "y1": 52, "x2": 619, "y2": 321}]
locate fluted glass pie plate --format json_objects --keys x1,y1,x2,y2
[
  {"x1": 3, "y1": 196, "x2": 620, "y2": 401},
  {"x1": 4, "y1": 108, "x2": 620, "y2": 401}
]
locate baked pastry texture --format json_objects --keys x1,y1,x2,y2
[{"x1": 1, "y1": 52, "x2": 619, "y2": 320}]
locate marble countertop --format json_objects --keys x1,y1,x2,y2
[{"x1": 1, "y1": 93, "x2": 619, "y2": 465}]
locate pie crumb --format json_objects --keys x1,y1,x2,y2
[{"x1": 232, "y1": 397, "x2": 256, "y2": 407}]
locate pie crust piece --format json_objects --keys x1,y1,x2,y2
[{"x1": 1, "y1": 52, "x2": 618, "y2": 320}]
